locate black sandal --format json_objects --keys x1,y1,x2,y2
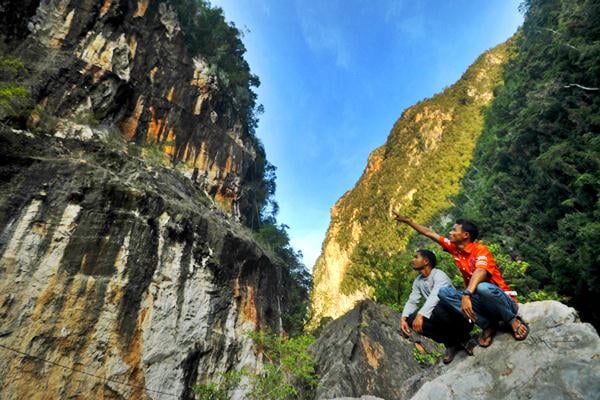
[
  {"x1": 478, "y1": 327, "x2": 496, "y2": 348},
  {"x1": 512, "y1": 316, "x2": 530, "y2": 341},
  {"x1": 443, "y1": 346, "x2": 460, "y2": 364},
  {"x1": 461, "y1": 338, "x2": 477, "y2": 356}
]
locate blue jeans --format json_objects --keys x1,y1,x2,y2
[{"x1": 438, "y1": 283, "x2": 518, "y2": 330}]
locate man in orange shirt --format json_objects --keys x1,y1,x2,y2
[{"x1": 394, "y1": 213, "x2": 529, "y2": 347}]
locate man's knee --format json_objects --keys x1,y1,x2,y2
[
  {"x1": 438, "y1": 286, "x2": 455, "y2": 303},
  {"x1": 475, "y1": 282, "x2": 499, "y2": 298}
]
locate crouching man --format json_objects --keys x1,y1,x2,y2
[
  {"x1": 395, "y1": 214, "x2": 530, "y2": 348},
  {"x1": 401, "y1": 249, "x2": 475, "y2": 364}
]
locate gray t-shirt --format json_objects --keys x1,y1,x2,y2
[{"x1": 401, "y1": 268, "x2": 454, "y2": 318}]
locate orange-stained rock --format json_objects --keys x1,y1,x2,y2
[
  {"x1": 121, "y1": 96, "x2": 144, "y2": 140},
  {"x1": 149, "y1": 66, "x2": 158, "y2": 83},
  {"x1": 91, "y1": 68, "x2": 105, "y2": 84},
  {"x1": 99, "y1": 0, "x2": 112, "y2": 17},
  {"x1": 166, "y1": 86, "x2": 175, "y2": 102},
  {"x1": 242, "y1": 285, "x2": 257, "y2": 324},
  {"x1": 163, "y1": 128, "x2": 176, "y2": 156},
  {"x1": 134, "y1": 0, "x2": 149, "y2": 17},
  {"x1": 128, "y1": 36, "x2": 138, "y2": 60},
  {"x1": 360, "y1": 332, "x2": 384, "y2": 369},
  {"x1": 146, "y1": 106, "x2": 164, "y2": 143}
]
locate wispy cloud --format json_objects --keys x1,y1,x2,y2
[
  {"x1": 385, "y1": 0, "x2": 426, "y2": 39},
  {"x1": 295, "y1": 1, "x2": 351, "y2": 68}
]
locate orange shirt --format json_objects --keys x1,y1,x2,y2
[{"x1": 437, "y1": 236, "x2": 516, "y2": 299}]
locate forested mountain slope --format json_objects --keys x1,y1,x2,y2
[
  {"x1": 308, "y1": 40, "x2": 512, "y2": 329},
  {"x1": 310, "y1": 0, "x2": 599, "y2": 330},
  {"x1": 451, "y1": 0, "x2": 600, "y2": 327}
]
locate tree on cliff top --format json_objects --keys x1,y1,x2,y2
[{"x1": 168, "y1": 0, "x2": 262, "y2": 136}]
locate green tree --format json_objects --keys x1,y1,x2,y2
[
  {"x1": 0, "y1": 41, "x2": 32, "y2": 121},
  {"x1": 452, "y1": 0, "x2": 599, "y2": 326}
]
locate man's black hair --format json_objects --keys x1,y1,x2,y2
[
  {"x1": 416, "y1": 249, "x2": 436, "y2": 268},
  {"x1": 456, "y1": 219, "x2": 479, "y2": 241}
]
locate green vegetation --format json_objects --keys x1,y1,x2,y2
[
  {"x1": 319, "y1": 40, "x2": 511, "y2": 303},
  {"x1": 245, "y1": 332, "x2": 318, "y2": 400},
  {"x1": 412, "y1": 343, "x2": 444, "y2": 366},
  {"x1": 451, "y1": 0, "x2": 599, "y2": 326},
  {"x1": 141, "y1": 141, "x2": 174, "y2": 168},
  {"x1": 254, "y1": 218, "x2": 312, "y2": 336},
  {"x1": 0, "y1": 42, "x2": 32, "y2": 121},
  {"x1": 193, "y1": 332, "x2": 318, "y2": 400},
  {"x1": 194, "y1": 371, "x2": 241, "y2": 400},
  {"x1": 166, "y1": 0, "x2": 262, "y2": 135}
]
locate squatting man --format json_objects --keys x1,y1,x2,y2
[
  {"x1": 395, "y1": 213, "x2": 529, "y2": 359},
  {"x1": 400, "y1": 249, "x2": 475, "y2": 363}
]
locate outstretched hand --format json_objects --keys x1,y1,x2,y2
[{"x1": 392, "y1": 211, "x2": 410, "y2": 223}]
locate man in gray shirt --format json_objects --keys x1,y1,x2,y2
[{"x1": 401, "y1": 249, "x2": 475, "y2": 363}]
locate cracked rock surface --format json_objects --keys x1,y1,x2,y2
[
  {"x1": 313, "y1": 300, "x2": 600, "y2": 400},
  {"x1": 0, "y1": 127, "x2": 283, "y2": 400}
]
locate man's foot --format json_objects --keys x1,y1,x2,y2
[
  {"x1": 461, "y1": 338, "x2": 477, "y2": 356},
  {"x1": 443, "y1": 346, "x2": 460, "y2": 364},
  {"x1": 478, "y1": 327, "x2": 496, "y2": 347},
  {"x1": 511, "y1": 316, "x2": 530, "y2": 341}
]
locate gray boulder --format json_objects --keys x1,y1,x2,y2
[
  {"x1": 411, "y1": 301, "x2": 600, "y2": 400},
  {"x1": 313, "y1": 300, "x2": 600, "y2": 400},
  {"x1": 311, "y1": 300, "x2": 441, "y2": 400}
]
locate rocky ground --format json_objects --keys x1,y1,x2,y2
[{"x1": 312, "y1": 300, "x2": 600, "y2": 400}]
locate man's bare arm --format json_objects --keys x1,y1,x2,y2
[
  {"x1": 466, "y1": 268, "x2": 489, "y2": 294},
  {"x1": 392, "y1": 212, "x2": 440, "y2": 242},
  {"x1": 461, "y1": 268, "x2": 490, "y2": 321}
]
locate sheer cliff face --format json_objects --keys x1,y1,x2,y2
[
  {"x1": 0, "y1": 1, "x2": 283, "y2": 398},
  {"x1": 7, "y1": 0, "x2": 262, "y2": 225},
  {"x1": 308, "y1": 42, "x2": 511, "y2": 330},
  {"x1": 0, "y1": 128, "x2": 281, "y2": 399}
]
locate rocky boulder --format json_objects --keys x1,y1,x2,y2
[
  {"x1": 310, "y1": 300, "x2": 441, "y2": 400},
  {"x1": 312, "y1": 300, "x2": 600, "y2": 400},
  {"x1": 411, "y1": 300, "x2": 600, "y2": 400}
]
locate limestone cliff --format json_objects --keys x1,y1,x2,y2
[
  {"x1": 0, "y1": 125, "x2": 281, "y2": 400},
  {"x1": 0, "y1": 1, "x2": 291, "y2": 399},
  {"x1": 2, "y1": 0, "x2": 265, "y2": 226},
  {"x1": 308, "y1": 41, "x2": 512, "y2": 330}
]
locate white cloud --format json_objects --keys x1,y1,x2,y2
[
  {"x1": 295, "y1": 1, "x2": 351, "y2": 68},
  {"x1": 384, "y1": 0, "x2": 425, "y2": 39}
]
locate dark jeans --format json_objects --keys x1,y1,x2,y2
[
  {"x1": 438, "y1": 283, "x2": 518, "y2": 330},
  {"x1": 406, "y1": 302, "x2": 473, "y2": 347}
]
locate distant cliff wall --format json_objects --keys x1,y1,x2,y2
[{"x1": 308, "y1": 41, "x2": 511, "y2": 330}]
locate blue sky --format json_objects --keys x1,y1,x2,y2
[{"x1": 210, "y1": 0, "x2": 524, "y2": 270}]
